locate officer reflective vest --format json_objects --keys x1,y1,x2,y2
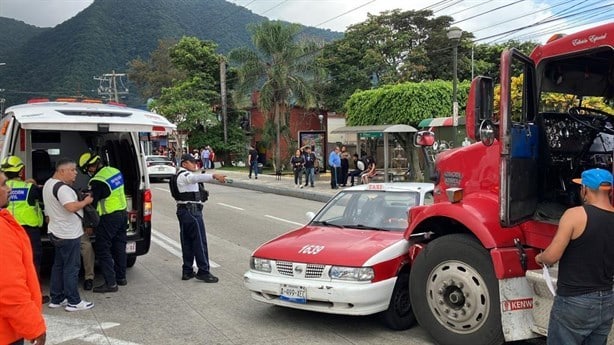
[
  {"x1": 7, "y1": 179, "x2": 44, "y2": 227},
  {"x1": 90, "y1": 166, "x2": 127, "y2": 215}
]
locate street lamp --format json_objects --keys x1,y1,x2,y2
[
  {"x1": 447, "y1": 26, "x2": 462, "y2": 143},
  {"x1": 318, "y1": 113, "x2": 324, "y2": 130}
]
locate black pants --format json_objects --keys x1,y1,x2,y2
[
  {"x1": 348, "y1": 169, "x2": 362, "y2": 185},
  {"x1": 176, "y1": 203, "x2": 211, "y2": 275},
  {"x1": 339, "y1": 159, "x2": 349, "y2": 185},
  {"x1": 95, "y1": 211, "x2": 128, "y2": 286},
  {"x1": 23, "y1": 226, "x2": 42, "y2": 274}
]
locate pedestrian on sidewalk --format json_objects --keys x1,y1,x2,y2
[
  {"x1": 329, "y1": 146, "x2": 341, "y2": 189},
  {"x1": 291, "y1": 149, "x2": 305, "y2": 188},
  {"x1": 248, "y1": 145, "x2": 258, "y2": 179},
  {"x1": 348, "y1": 153, "x2": 364, "y2": 186},
  {"x1": 361, "y1": 156, "x2": 377, "y2": 184},
  {"x1": 339, "y1": 146, "x2": 349, "y2": 187},
  {"x1": 302, "y1": 146, "x2": 316, "y2": 187}
]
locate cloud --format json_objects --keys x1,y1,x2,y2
[{"x1": 0, "y1": 0, "x2": 93, "y2": 27}]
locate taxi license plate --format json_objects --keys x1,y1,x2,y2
[
  {"x1": 279, "y1": 284, "x2": 306, "y2": 304},
  {"x1": 126, "y1": 241, "x2": 136, "y2": 253}
]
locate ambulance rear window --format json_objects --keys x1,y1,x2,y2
[{"x1": 58, "y1": 110, "x2": 131, "y2": 117}]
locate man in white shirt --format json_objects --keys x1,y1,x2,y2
[{"x1": 42, "y1": 158, "x2": 95, "y2": 312}]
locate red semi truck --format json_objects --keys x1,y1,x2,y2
[{"x1": 408, "y1": 22, "x2": 614, "y2": 344}]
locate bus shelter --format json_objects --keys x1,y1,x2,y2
[{"x1": 331, "y1": 124, "x2": 418, "y2": 182}]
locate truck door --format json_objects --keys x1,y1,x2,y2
[{"x1": 500, "y1": 49, "x2": 538, "y2": 226}]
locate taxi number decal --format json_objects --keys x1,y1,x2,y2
[{"x1": 298, "y1": 245, "x2": 325, "y2": 255}]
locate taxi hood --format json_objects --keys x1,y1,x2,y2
[{"x1": 252, "y1": 226, "x2": 405, "y2": 266}]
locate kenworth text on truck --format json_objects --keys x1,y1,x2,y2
[
  {"x1": 408, "y1": 22, "x2": 614, "y2": 344},
  {"x1": 0, "y1": 100, "x2": 175, "y2": 267}
]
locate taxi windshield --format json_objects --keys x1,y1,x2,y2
[{"x1": 311, "y1": 190, "x2": 420, "y2": 232}]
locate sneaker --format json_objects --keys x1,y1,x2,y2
[
  {"x1": 181, "y1": 272, "x2": 195, "y2": 281},
  {"x1": 65, "y1": 300, "x2": 94, "y2": 312},
  {"x1": 48, "y1": 298, "x2": 68, "y2": 308},
  {"x1": 195, "y1": 272, "x2": 219, "y2": 283},
  {"x1": 299, "y1": 185, "x2": 304, "y2": 189},
  {"x1": 116, "y1": 278, "x2": 128, "y2": 286}
]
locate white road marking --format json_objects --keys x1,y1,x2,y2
[
  {"x1": 151, "y1": 228, "x2": 220, "y2": 268},
  {"x1": 153, "y1": 187, "x2": 169, "y2": 193},
  {"x1": 264, "y1": 215, "x2": 303, "y2": 226},
  {"x1": 45, "y1": 314, "x2": 142, "y2": 345},
  {"x1": 217, "y1": 202, "x2": 244, "y2": 210}
]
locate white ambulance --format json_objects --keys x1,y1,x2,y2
[{"x1": 0, "y1": 100, "x2": 175, "y2": 267}]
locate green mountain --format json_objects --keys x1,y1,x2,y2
[
  {"x1": 0, "y1": 0, "x2": 341, "y2": 106},
  {"x1": 0, "y1": 18, "x2": 48, "y2": 61}
]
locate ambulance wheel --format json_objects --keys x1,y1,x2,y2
[
  {"x1": 381, "y1": 272, "x2": 415, "y2": 330},
  {"x1": 126, "y1": 256, "x2": 137, "y2": 268},
  {"x1": 409, "y1": 234, "x2": 504, "y2": 345}
]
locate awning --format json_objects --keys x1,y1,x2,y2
[
  {"x1": 331, "y1": 124, "x2": 417, "y2": 134},
  {"x1": 418, "y1": 116, "x2": 465, "y2": 128}
]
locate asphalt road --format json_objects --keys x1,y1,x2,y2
[{"x1": 37, "y1": 181, "x2": 546, "y2": 345}]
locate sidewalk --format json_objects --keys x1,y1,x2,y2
[{"x1": 211, "y1": 168, "x2": 340, "y2": 203}]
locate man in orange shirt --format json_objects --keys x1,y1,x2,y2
[{"x1": 0, "y1": 171, "x2": 46, "y2": 345}]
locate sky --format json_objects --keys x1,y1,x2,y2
[{"x1": 0, "y1": 0, "x2": 612, "y2": 44}]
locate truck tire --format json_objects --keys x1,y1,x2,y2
[
  {"x1": 380, "y1": 272, "x2": 416, "y2": 330},
  {"x1": 409, "y1": 234, "x2": 504, "y2": 345},
  {"x1": 126, "y1": 256, "x2": 137, "y2": 268}
]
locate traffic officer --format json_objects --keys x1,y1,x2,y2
[
  {"x1": 174, "y1": 154, "x2": 226, "y2": 282},
  {"x1": 78, "y1": 152, "x2": 127, "y2": 293},
  {"x1": 1, "y1": 155, "x2": 49, "y2": 304}
]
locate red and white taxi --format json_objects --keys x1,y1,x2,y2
[{"x1": 243, "y1": 182, "x2": 434, "y2": 330}]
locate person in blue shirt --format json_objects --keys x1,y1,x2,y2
[{"x1": 328, "y1": 146, "x2": 341, "y2": 189}]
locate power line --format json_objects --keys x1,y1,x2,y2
[{"x1": 452, "y1": 0, "x2": 526, "y2": 25}]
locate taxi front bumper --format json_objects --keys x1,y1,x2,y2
[{"x1": 243, "y1": 269, "x2": 396, "y2": 316}]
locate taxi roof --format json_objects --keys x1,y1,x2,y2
[
  {"x1": 5, "y1": 102, "x2": 176, "y2": 133},
  {"x1": 343, "y1": 182, "x2": 434, "y2": 193}
]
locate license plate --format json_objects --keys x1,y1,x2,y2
[
  {"x1": 279, "y1": 284, "x2": 306, "y2": 304},
  {"x1": 157, "y1": 166, "x2": 166, "y2": 171},
  {"x1": 126, "y1": 241, "x2": 136, "y2": 253}
]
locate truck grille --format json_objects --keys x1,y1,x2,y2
[{"x1": 275, "y1": 261, "x2": 325, "y2": 278}]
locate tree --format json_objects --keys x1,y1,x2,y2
[
  {"x1": 319, "y1": 9, "x2": 459, "y2": 112},
  {"x1": 127, "y1": 39, "x2": 186, "y2": 101},
  {"x1": 229, "y1": 21, "x2": 324, "y2": 171}
]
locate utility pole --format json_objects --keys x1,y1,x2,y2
[
  {"x1": 94, "y1": 70, "x2": 129, "y2": 102},
  {"x1": 220, "y1": 59, "x2": 228, "y2": 144}
]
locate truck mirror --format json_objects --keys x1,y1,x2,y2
[
  {"x1": 479, "y1": 119, "x2": 496, "y2": 146},
  {"x1": 466, "y1": 76, "x2": 494, "y2": 141},
  {"x1": 414, "y1": 131, "x2": 435, "y2": 147}
]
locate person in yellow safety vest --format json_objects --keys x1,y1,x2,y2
[
  {"x1": 78, "y1": 152, "x2": 128, "y2": 293},
  {"x1": 0, "y1": 155, "x2": 49, "y2": 304}
]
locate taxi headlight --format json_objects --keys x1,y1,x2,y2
[
  {"x1": 329, "y1": 266, "x2": 374, "y2": 281},
  {"x1": 250, "y1": 257, "x2": 272, "y2": 273}
]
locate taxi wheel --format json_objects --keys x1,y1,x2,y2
[
  {"x1": 409, "y1": 234, "x2": 504, "y2": 345},
  {"x1": 381, "y1": 272, "x2": 416, "y2": 330},
  {"x1": 126, "y1": 256, "x2": 137, "y2": 268}
]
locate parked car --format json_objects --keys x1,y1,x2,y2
[
  {"x1": 145, "y1": 155, "x2": 176, "y2": 182},
  {"x1": 243, "y1": 182, "x2": 435, "y2": 330}
]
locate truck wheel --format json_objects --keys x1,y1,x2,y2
[
  {"x1": 380, "y1": 272, "x2": 416, "y2": 330},
  {"x1": 126, "y1": 256, "x2": 137, "y2": 268},
  {"x1": 409, "y1": 234, "x2": 503, "y2": 345}
]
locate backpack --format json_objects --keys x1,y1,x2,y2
[
  {"x1": 52, "y1": 182, "x2": 100, "y2": 228},
  {"x1": 169, "y1": 170, "x2": 208, "y2": 202}
]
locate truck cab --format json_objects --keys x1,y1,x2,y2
[
  {"x1": 407, "y1": 23, "x2": 614, "y2": 344},
  {"x1": 0, "y1": 100, "x2": 175, "y2": 267}
]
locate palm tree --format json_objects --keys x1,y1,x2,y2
[{"x1": 229, "y1": 21, "x2": 324, "y2": 171}]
